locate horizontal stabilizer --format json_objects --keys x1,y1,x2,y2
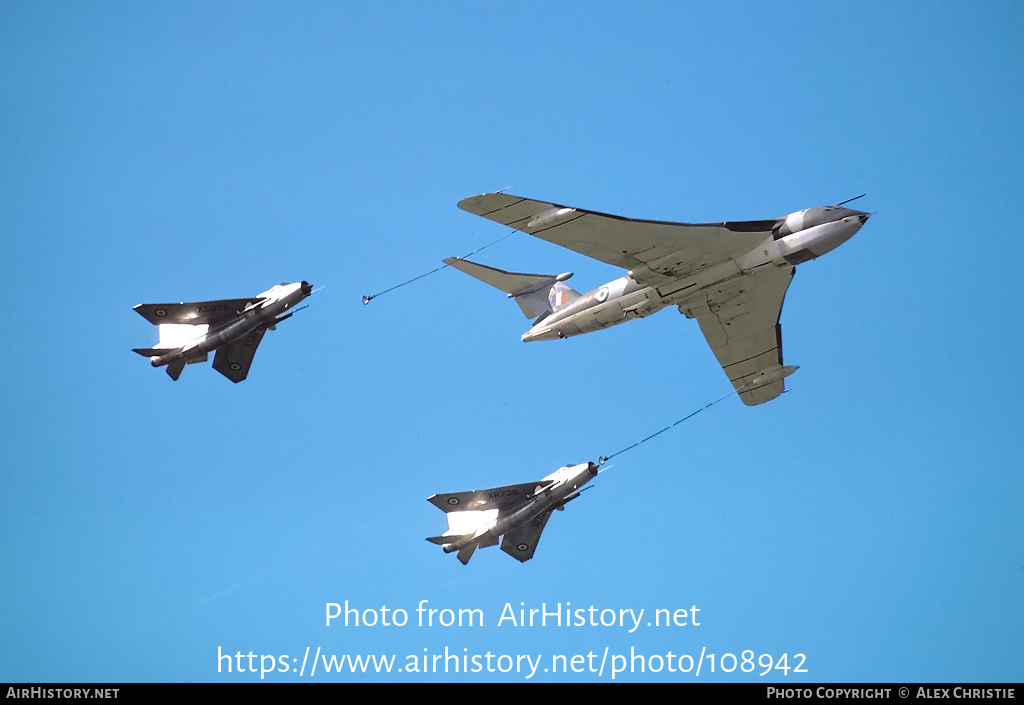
[
  {"x1": 132, "y1": 347, "x2": 171, "y2": 358},
  {"x1": 444, "y1": 257, "x2": 572, "y2": 319},
  {"x1": 425, "y1": 534, "x2": 455, "y2": 545},
  {"x1": 133, "y1": 349, "x2": 206, "y2": 364}
]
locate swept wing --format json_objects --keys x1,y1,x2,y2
[
  {"x1": 679, "y1": 268, "x2": 794, "y2": 405},
  {"x1": 500, "y1": 510, "x2": 552, "y2": 562},
  {"x1": 212, "y1": 329, "x2": 267, "y2": 383},
  {"x1": 428, "y1": 480, "x2": 554, "y2": 513},
  {"x1": 133, "y1": 298, "x2": 262, "y2": 326},
  {"x1": 457, "y1": 193, "x2": 775, "y2": 288}
]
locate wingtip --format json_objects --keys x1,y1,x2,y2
[{"x1": 457, "y1": 190, "x2": 515, "y2": 211}]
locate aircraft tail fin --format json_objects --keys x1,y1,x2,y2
[
  {"x1": 426, "y1": 533, "x2": 480, "y2": 563},
  {"x1": 545, "y1": 281, "x2": 581, "y2": 313},
  {"x1": 166, "y1": 360, "x2": 186, "y2": 380},
  {"x1": 444, "y1": 257, "x2": 577, "y2": 319},
  {"x1": 456, "y1": 544, "x2": 477, "y2": 565}
]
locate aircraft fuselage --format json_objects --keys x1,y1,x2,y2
[{"x1": 148, "y1": 282, "x2": 312, "y2": 368}]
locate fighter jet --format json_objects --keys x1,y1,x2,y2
[
  {"x1": 427, "y1": 462, "x2": 599, "y2": 565},
  {"x1": 450, "y1": 193, "x2": 870, "y2": 405},
  {"x1": 132, "y1": 281, "x2": 313, "y2": 381}
]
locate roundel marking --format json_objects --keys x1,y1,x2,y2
[
  {"x1": 447, "y1": 497, "x2": 460, "y2": 506},
  {"x1": 517, "y1": 543, "x2": 530, "y2": 552},
  {"x1": 596, "y1": 287, "x2": 609, "y2": 302},
  {"x1": 229, "y1": 363, "x2": 242, "y2": 371},
  {"x1": 154, "y1": 308, "x2": 167, "y2": 317}
]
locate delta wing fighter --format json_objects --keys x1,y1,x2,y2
[
  {"x1": 132, "y1": 282, "x2": 313, "y2": 381},
  {"x1": 450, "y1": 193, "x2": 870, "y2": 405},
  {"x1": 427, "y1": 462, "x2": 599, "y2": 565}
]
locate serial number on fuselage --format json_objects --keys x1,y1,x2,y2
[{"x1": 488, "y1": 489, "x2": 519, "y2": 499}]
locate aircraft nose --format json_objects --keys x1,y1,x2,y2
[
  {"x1": 835, "y1": 206, "x2": 869, "y2": 222},
  {"x1": 849, "y1": 213, "x2": 869, "y2": 229}
]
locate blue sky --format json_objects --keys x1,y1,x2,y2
[{"x1": 1, "y1": 1, "x2": 1021, "y2": 683}]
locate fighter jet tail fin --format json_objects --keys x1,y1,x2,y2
[
  {"x1": 443, "y1": 257, "x2": 577, "y2": 319},
  {"x1": 166, "y1": 360, "x2": 187, "y2": 381},
  {"x1": 456, "y1": 544, "x2": 477, "y2": 565}
]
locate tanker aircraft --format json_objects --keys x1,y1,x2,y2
[
  {"x1": 427, "y1": 462, "x2": 599, "y2": 565},
  {"x1": 449, "y1": 193, "x2": 870, "y2": 405},
  {"x1": 132, "y1": 281, "x2": 313, "y2": 382}
]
